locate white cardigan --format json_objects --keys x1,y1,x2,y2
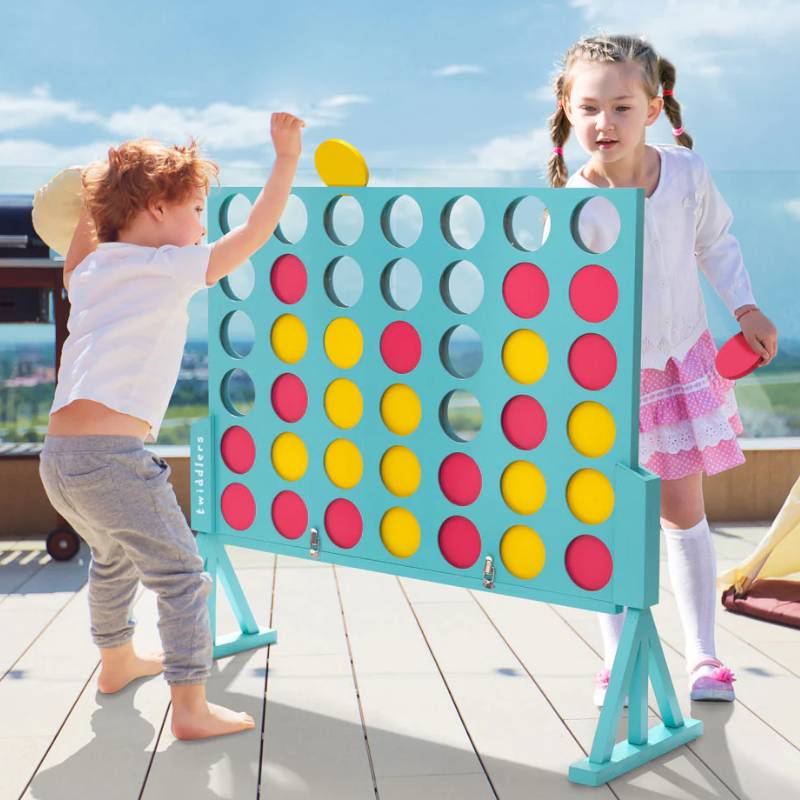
[{"x1": 566, "y1": 143, "x2": 756, "y2": 370}]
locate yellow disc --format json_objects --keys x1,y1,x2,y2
[
  {"x1": 380, "y1": 384, "x2": 422, "y2": 435},
  {"x1": 324, "y1": 378, "x2": 363, "y2": 429},
  {"x1": 500, "y1": 525, "x2": 546, "y2": 580},
  {"x1": 324, "y1": 317, "x2": 364, "y2": 369},
  {"x1": 380, "y1": 507, "x2": 421, "y2": 558},
  {"x1": 502, "y1": 330, "x2": 548, "y2": 384},
  {"x1": 314, "y1": 139, "x2": 369, "y2": 187},
  {"x1": 271, "y1": 432, "x2": 308, "y2": 481},
  {"x1": 324, "y1": 438, "x2": 363, "y2": 489},
  {"x1": 271, "y1": 314, "x2": 308, "y2": 364},
  {"x1": 566, "y1": 469, "x2": 615, "y2": 524},
  {"x1": 501, "y1": 461, "x2": 547, "y2": 515},
  {"x1": 380, "y1": 446, "x2": 422, "y2": 497},
  {"x1": 568, "y1": 402, "x2": 616, "y2": 458}
]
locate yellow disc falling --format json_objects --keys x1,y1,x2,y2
[
  {"x1": 568, "y1": 402, "x2": 616, "y2": 458},
  {"x1": 271, "y1": 314, "x2": 308, "y2": 364},
  {"x1": 380, "y1": 384, "x2": 422, "y2": 435},
  {"x1": 380, "y1": 507, "x2": 421, "y2": 558},
  {"x1": 380, "y1": 446, "x2": 422, "y2": 497},
  {"x1": 502, "y1": 330, "x2": 548, "y2": 384},
  {"x1": 314, "y1": 139, "x2": 369, "y2": 187},
  {"x1": 325, "y1": 378, "x2": 363, "y2": 429},
  {"x1": 566, "y1": 469, "x2": 615, "y2": 524},
  {"x1": 324, "y1": 438, "x2": 363, "y2": 489},
  {"x1": 500, "y1": 525, "x2": 546, "y2": 580},
  {"x1": 271, "y1": 432, "x2": 308, "y2": 481},
  {"x1": 324, "y1": 317, "x2": 364, "y2": 369},
  {"x1": 501, "y1": 461, "x2": 547, "y2": 515}
]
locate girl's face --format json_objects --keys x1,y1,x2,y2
[{"x1": 564, "y1": 61, "x2": 662, "y2": 161}]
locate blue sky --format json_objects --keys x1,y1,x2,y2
[{"x1": 2, "y1": 0, "x2": 799, "y2": 344}]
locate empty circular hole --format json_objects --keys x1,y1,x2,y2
[
  {"x1": 221, "y1": 310, "x2": 255, "y2": 358},
  {"x1": 572, "y1": 197, "x2": 621, "y2": 254},
  {"x1": 440, "y1": 389, "x2": 482, "y2": 442},
  {"x1": 221, "y1": 368, "x2": 255, "y2": 417},
  {"x1": 440, "y1": 325, "x2": 483, "y2": 379},
  {"x1": 220, "y1": 259, "x2": 255, "y2": 301},
  {"x1": 275, "y1": 194, "x2": 308, "y2": 244},
  {"x1": 441, "y1": 260, "x2": 484, "y2": 315},
  {"x1": 441, "y1": 196, "x2": 484, "y2": 250},
  {"x1": 381, "y1": 195, "x2": 423, "y2": 247},
  {"x1": 220, "y1": 193, "x2": 252, "y2": 234},
  {"x1": 381, "y1": 258, "x2": 422, "y2": 311},
  {"x1": 325, "y1": 195, "x2": 364, "y2": 246},
  {"x1": 325, "y1": 256, "x2": 364, "y2": 307},
  {"x1": 504, "y1": 196, "x2": 550, "y2": 251}
]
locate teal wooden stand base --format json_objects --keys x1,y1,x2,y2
[
  {"x1": 198, "y1": 533, "x2": 277, "y2": 660},
  {"x1": 569, "y1": 607, "x2": 703, "y2": 786}
]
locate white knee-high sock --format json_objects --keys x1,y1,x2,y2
[
  {"x1": 597, "y1": 610, "x2": 625, "y2": 670},
  {"x1": 662, "y1": 516, "x2": 718, "y2": 671}
]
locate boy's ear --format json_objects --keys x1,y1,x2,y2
[{"x1": 147, "y1": 199, "x2": 165, "y2": 222}]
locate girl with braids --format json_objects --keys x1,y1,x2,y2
[{"x1": 546, "y1": 34, "x2": 778, "y2": 705}]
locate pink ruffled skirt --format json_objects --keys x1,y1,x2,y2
[{"x1": 639, "y1": 330, "x2": 745, "y2": 481}]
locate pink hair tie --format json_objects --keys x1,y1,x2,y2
[
  {"x1": 672, "y1": 126, "x2": 685, "y2": 136},
  {"x1": 552, "y1": 147, "x2": 564, "y2": 156}
]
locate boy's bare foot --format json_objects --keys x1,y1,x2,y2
[
  {"x1": 97, "y1": 641, "x2": 164, "y2": 694},
  {"x1": 170, "y1": 683, "x2": 255, "y2": 740}
]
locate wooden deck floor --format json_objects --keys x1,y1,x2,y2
[{"x1": 1, "y1": 523, "x2": 798, "y2": 800}]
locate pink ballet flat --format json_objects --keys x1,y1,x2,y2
[
  {"x1": 689, "y1": 657, "x2": 736, "y2": 702},
  {"x1": 593, "y1": 668, "x2": 628, "y2": 708}
]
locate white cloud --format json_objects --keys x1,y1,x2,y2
[
  {"x1": 318, "y1": 94, "x2": 371, "y2": 109},
  {"x1": 526, "y1": 84, "x2": 558, "y2": 103},
  {"x1": 0, "y1": 85, "x2": 101, "y2": 132},
  {"x1": 784, "y1": 199, "x2": 800, "y2": 221},
  {"x1": 433, "y1": 64, "x2": 486, "y2": 78},
  {"x1": 0, "y1": 138, "x2": 115, "y2": 166},
  {"x1": 569, "y1": 0, "x2": 800, "y2": 80}
]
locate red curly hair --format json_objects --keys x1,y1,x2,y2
[{"x1": 81, "y1": 138, "x2": 220, "y2": 242}]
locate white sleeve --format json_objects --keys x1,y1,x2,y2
[
  {"x1": 694, "y1": 161, "x2": 756, "y2": 314},
  {"x1": 157, "y1": 244, "x2": 215, "y2": 297},
  {"x1": 572, "y1": 195, "x2": 621, "y2": 254}
]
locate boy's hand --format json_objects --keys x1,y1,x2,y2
[
  {"x1": 271, "y1": 112, "x2": 305, "y2": 160},
  {"x1": 738, "y1": 308, "x2": 778, "y2": 365}
]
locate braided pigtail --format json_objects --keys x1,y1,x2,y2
[
  {"x1": 548, "y1": 73, "x2": 572, "y2": 187},
  {"x1": 658, "y1": 56, "x2": 693, "y2": 148}
]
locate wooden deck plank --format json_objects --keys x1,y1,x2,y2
[
  {"x1": 259, "y1": 558, "x2": 377, "y2": 799},
  {"x1": 335, "y1": 567, "x2": 496, "y2": 796},
  {"x1": 141, "y1": 546, "x2": 275, "y2": 800},
  {"x1": 22, "y1": 586, "x2": 165, "y2": 800},
  {"x1": 0, "y1": 545, "x2": 50, "y2": 598},
  {"x1": 397, "y1": 576, "x2": 615, "y2": 799}
]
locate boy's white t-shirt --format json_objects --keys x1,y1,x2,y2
[{"x1": 50, "y1": 242, "x2": 215, "y2": 443}]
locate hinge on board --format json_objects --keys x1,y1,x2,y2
[
  {"x1": 482, "y1": 556, "x2": 496, "y2": 589},
  {"x1": 309, "y1": 527, "x2": 321, "y2": 559}
]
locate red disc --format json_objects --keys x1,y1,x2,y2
[
  {"x1": 270, "y1": 254, "x2": 307, "y2": 304},
  {"x1": 380, "y1": 321, "x2": 422, "y2": 373},
  {"x1": 324, "y1": 498, "x2": 363, "y2": 549},
  {"x1": 715, "y1": 331, "x2": 761, "y2": 380},
  {"x1": 565, "y1": 535, "x2": 613, "y2": 590},
  {"x1": 568, "y1": 334, "x2": 617, "y2": 390},
  {"x1": 503, "y1": 262, "x2": 549, "y2": 319},
  {"x1": 438, "y1": 516, "x2": 482, "y2": 569},
  {"x1": 569, "y1": 265, "x2": 618, "y2": 323},
  {"x1": 501, "y1": 395, "x2": 547, "y2": 450},
  {"x1": 220, "y1": 425, "x2": 256, "y2": 474},
  {"x1": 271, "y1": 373, "x2": 308, "y2": 422},
  {"x1": 439, "y1": 453, "x2": 482, "y2": 506},
  {"x1": 221, "y1": 483, "x2": 256, "y2": 531},
  {"x1": 271, "y1": 491, "x2": 308, "y2": 540}
]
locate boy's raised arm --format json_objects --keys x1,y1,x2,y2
[{"x1": 206, "y1": 113, "x2": 304, "y2": 285}]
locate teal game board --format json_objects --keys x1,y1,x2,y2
[{"x1": 190, "y1": 185, "x2": 702, "y2": 785}]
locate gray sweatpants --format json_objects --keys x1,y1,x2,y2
[{"x1": 39, "y1": 435, "x2": 213, "y2": 685}]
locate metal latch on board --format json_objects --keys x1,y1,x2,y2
[
  {"x1": 309, "y1": 528, "x2": 321, "y2": 559},
  {"x1": 482, "y1": 556, "x2": 496, "y2": 589}
]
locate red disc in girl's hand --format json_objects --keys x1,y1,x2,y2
[{"x1": 715, "y1": 332, "x2": 762, "y2": 380}]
